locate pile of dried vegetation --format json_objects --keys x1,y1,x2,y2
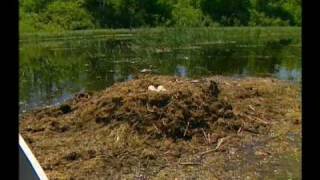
[{"x1": 20, "y1": 75, "x2": 301, "y2": 179}]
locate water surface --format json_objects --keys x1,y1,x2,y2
[{"x1": 20, "y1": 30, "x2": 301, "y2": 113}]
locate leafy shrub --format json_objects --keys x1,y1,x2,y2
[{"x1": 43, "y1": 1, "x2": 95, "y2": 30}]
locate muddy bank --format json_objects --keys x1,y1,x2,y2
[{"x1": 19, "y1": 75, "x2": 301, "y2": 179}]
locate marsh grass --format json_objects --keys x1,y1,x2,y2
[{"x1": 20, "y1": 27, "x2": 301, "y2": 46}]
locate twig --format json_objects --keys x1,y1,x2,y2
[
  {"x1": 248, "y1": 105, "x2": 255, "y2": 111},
  {"x1": 146, "y1": 104, "x2": 154, "y2": 112},
  {"x1": 254, "y1": 116, "x2": 269, "y2": 125},
  {"x1": 201, "y1": 128, "x2": 208, "y2": 143},
  {"x1": 153, "y1": 123, "x2": 160, "y2": 133},
  {"x1": 243, "y1": 113, "x2": 269, "y2": 125},
  {"x1": 243, "y1": 128, "x2": 259, "y2": 134},
  {"x1": 183, "y1": 121, "x2": 190, "y2": 137},
  {"x1": 179, "y1": 162, "x2": 201, "y2": 166},
  {"x1": 93, "y1": 155, "x2": 109, "y2": 159},
  {"x1": 199, "y1": 136, "x2": 229, "y2": 156}
]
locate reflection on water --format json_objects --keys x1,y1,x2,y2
[
  {"x1": 176, "y1": 65, "x2": 188, "y2": 77},
  {"x1": 19, "y1": 37, "x2": 301, "y2": 113},
  {"x1": 277, "y1": 68, "x2": 300, "y2": 81}
]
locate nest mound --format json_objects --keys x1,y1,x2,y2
[
  {"x1": 19, "y1": 75, "x2": 301, "y2": 179},
  {"x1": 22, "y1": 75, "x2": 236, "y2": 139}
]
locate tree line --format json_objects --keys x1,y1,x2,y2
[{"x1": 20, "y1": 0, "x2": 301, "y2": 32}]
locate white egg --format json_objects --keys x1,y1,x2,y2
[
  {"x1": 148, "y1": 85, "x2": 167, "y2": 92},
  {"x1": 148, "y1": 85, "x2": 157, "y2": 91},
  {"x1": 157, "y1": 85, "x2": 167, "y2": 92}
]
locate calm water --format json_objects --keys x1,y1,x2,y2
[{"x1": 19, "y1": 33, "x2": 301, "y2": 113}]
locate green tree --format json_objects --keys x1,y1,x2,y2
[
  {"x1": 19, "y1": 0, "x2": 301, "y2": 33},
  {"x1": 253, "y1": 0, "x2": 300, "y2": 25},
  {"x1": 20, "y1": 0, "x2": 52, "y2": 13},
  {"x1": 114, "y1": 0, "x2": 172, "y2": 28},
  {"x1": 249, "y1": 9, "x2": 290, "y2": 26},
  {"x1": 171, "y1": 0, "x2": 204, "y2": 27},
  {"x1": 201, "y1": 0, "x2": 251, "y2": 26}
]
